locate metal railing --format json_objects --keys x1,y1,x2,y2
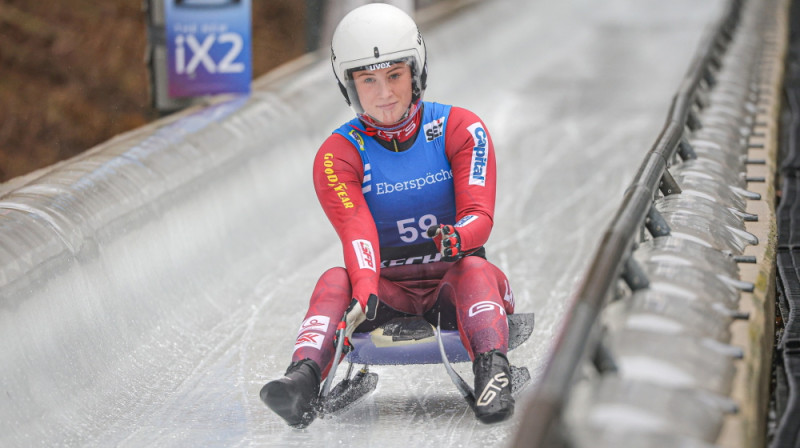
[{"x1": 511, "y1": 0, "x2": 745, "y2": 445}]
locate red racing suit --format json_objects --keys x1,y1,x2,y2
[{"x1": 291, "y1": 102, "x2": 515, "y2": 377}]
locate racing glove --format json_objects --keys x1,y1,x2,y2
[
  {"x1": 344, "y1": 294, "x2": 379, "y2": 342},
  {"x1": 427, "y1": 224, "x2": 462, "y2": 261}
]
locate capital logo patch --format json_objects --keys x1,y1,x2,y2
[{"x1": 467, "y1": 122, "x2": 488, "y2": 186}]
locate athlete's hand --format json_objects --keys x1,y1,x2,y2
[
  {"x1": 427, "y1": 224, "x2": 462, "y2": 261},
  {"x1": 344, "y1": 294, "x2": 379, "y2": 341}
]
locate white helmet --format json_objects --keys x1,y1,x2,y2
[{"x1": 331, "y1": 4, "x2": 427, "y2": 117}]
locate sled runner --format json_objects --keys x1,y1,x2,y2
[{"x1": 317, "y1": 312, "x2": 535, "y2": 418}]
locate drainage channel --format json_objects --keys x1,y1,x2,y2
[{"x1": 771, "y1": 0, "x2": 800, "y2": 445}]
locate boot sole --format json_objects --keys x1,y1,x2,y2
[{"x1": 476, "y1": 407, "x2": 514, "y2": 424}]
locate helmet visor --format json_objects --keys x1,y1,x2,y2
[{"x1": 338, "y1": 52, "x2": 424, "y2": 117}]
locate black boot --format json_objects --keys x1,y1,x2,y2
[
  {"x1": 260, "y1": 359, "x2": 322, "y2": 428},
  {"x1": 472, "y1": 350, "x2": 515, "y2": 424}
]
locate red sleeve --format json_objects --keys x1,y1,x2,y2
[
  {"x1": 444, "y1": 107, "x2": 497, "y2": 252},
  {"x1": 313, "y1": 133, "x2": 380, "y2": 305}
]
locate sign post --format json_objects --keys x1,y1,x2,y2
[
  {"x1": 146, "y1": 0, "x2": 252, "y2": 114},
  {"x1": 165, "y1": 0, "x2": 252, "y2": 98}
]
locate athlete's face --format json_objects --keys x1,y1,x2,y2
[{"x1": 352, "y1": 63, "x2": 413, "y2": 125}]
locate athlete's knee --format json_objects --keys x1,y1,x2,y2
[
  {"x1": 319, "y1": 266, "x2": 349, "y2": 283},
  {"x1": 309, "y1": 267, "x2": 351, "y2": 307},
  {"x1": 446, "y1": 256, "x2": 491, "y2": 283},
  {"x1": 453, "y1": 255, "x2": 489, "y2": 271}
]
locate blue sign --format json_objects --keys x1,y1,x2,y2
[{"x1": 165, "y1": 0, "x2": 252, "y2": 98}]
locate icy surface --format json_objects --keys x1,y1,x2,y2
[{"x1": 0, "y1": 0, "x2": 725, "y2": 446}]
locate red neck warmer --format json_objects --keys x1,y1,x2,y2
[{"x1": 355, "y1": 102, "x2": 422, "y2": 143}]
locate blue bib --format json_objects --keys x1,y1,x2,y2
[{"x1": 334, "y1": 102, "x2": 456, "y2": 267}]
